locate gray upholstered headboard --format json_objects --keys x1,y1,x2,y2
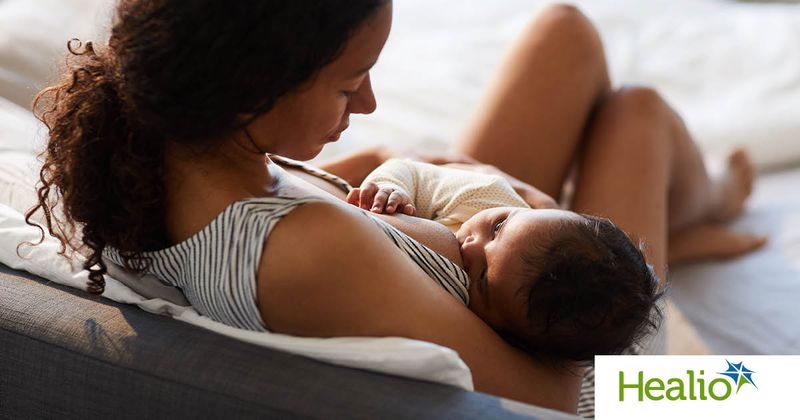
[{"x1": 0, "y1": 264, "x2": 580, "y2": 419}]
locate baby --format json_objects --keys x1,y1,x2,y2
[{"x1": 347, "y1": 158, "x2": 662, "y2": 362}]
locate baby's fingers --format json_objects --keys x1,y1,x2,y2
[
  {"x1": 371, "y1": 188, "x2": 392, "y2": 213},
  {"x1": 358, "y1": 182, "x2": 379, "y2": 210},
  {"x1": 385, "y1": 191, "x2": 410, "y2": 214},
  {"x1": 346, "y1": 188, "x2": 361, "y2": 207}
]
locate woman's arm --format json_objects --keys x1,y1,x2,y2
[
  {"x1": 316, "y1": 146, "x2": 388, "y2": 187},
  {"x1": 321, "y1": 146, "x2": 559, "y2": 210},
  {"x1": 317, "y1": 146, "x2": 480, "y2": 188},
  {"x1": 255, "y1": 201, "x2": 583, "y2": 413}
]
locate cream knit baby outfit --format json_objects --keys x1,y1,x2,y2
[{"x1": 363, "y1": 159, "x2": 530, "y2": 232}]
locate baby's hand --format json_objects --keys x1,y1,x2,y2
[{"x1": 346, "y1": 181, "x2": 416, "y2": 215}]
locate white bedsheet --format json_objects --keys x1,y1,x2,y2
[
  {"x1": 5, "y1": 0, "x2": 800, "y2": 171},
  {"x1": 320, "y1": 0, "x2": 800, "y2": 172},
  {"x1": 670, "y1": 167, "x2": 800, "y2": 354}
]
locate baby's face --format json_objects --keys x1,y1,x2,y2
[{"x1": 455, "y1": 207, "x2": 583, "y2": 332}]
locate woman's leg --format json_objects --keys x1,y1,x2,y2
[
  {"x1": 658, "y1": 93, "x2": 756, "y2": 233},
  {"x1": 453, "y1": 4, "x2": 611, "y2": 201},
  {"x1": 569, "y1": 88, "x2": 673, "y2": 281},
  {"x1": 648, "y1": 89, "x2": 767, "y2": 262},
  {"x1": 570, "y1": 87, "x2": 766, "y2": 280},
  {"x1": 454, "y1": 4, "x2": 764, "y2": 264}
]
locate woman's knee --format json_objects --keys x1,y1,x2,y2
[
  {"x1": 534, "y1": 4, "x2": 594, "y2": 34},
  {"x1": 589, "y1": 86, "x2": 676, "y2": 160},
  {"x1": 525, "y1": 4, "x2": 606, "y2": 70},
  {"x1": 597, "y1": 86, "x2": 676, "y2": 132},
  {"x1": 611, "y1": 85, "x2": 671, "y2": 116}
]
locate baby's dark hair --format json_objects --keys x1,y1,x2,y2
[{"x1": 501, "y1": 214, "x2": 663, "y2": 364}]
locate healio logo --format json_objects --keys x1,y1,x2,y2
[{"x1": 618, "y1": 360, "x2": 757, "y2": 402}]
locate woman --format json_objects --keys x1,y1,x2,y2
[{"x1": 26, "y1": 0, "x2": 763, "y2": 414}]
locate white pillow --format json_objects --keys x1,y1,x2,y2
[
  {"x1": 0, "y1": 0, "x2": 114, "y2": 109},
  {"x1": 0, "y1": 97, "x2": 45, "y2": 154},
  {"x1": 0, "y1": 98, "x2": 42, "y2": 219},
  {"x1": 0, "y1": 151, "x2": 39, "y2": 219}
]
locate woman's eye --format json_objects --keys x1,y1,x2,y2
[{"x1": 341, "y1": 90, "x2": 357, "y2": 98}]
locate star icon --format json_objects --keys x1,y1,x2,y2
[{"x1": 718, "y1": 360, "x2": 757, "y2": 393}]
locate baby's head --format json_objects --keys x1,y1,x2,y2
[{"x1": 456, "y1": 207, "x2": 663, "y2": 363}]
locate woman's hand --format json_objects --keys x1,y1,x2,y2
[{"x1": 514, "y1": 184, "x2": 560, "y2": 210}]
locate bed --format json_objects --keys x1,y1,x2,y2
[{"x1": 1, "y1": 0, "x2": 799, "y2": 417}]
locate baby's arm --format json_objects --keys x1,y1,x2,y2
[{"x1": 347, "y1": 159, "x2": 418, "y2": 215}]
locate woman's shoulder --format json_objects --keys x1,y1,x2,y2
[
  {"x1": 252, "y1": 198, "x2": 475, "y2": 339},
  {"x1": 253, "y1": 199, "x2": 377, "y2": 265},
  {"x1": 252, "y1": 199, "x2": 402, "y2": 332},
  {"x1": 153, "y1": 196, "x2": 316, "y2": 253},
  {"x1": 106, "y1": 195, "x2": 329, "y2": 269}
]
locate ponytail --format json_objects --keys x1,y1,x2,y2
[
  {"x1": 25, "y1": 39, "x2": 166, "y2": 295},
  {"x1": 23, "y1": 0, "x2": 391, "y2": 295}
]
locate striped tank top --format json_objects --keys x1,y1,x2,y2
[{"x1": 103, "y1": 158, "x2": 470, "y2": 332}]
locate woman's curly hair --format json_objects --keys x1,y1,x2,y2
[{"x1": 24, "y1": 0, "x2": 389, "y2": 294}]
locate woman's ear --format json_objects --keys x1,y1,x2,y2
[{"x1": 234, "y1": 112, "x2": 258, "y2": 129}]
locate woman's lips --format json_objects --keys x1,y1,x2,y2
[{"x1": 328, "y1": 123, "x2": 349, "y2": 141}]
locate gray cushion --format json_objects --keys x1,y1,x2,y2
[{"x1": 0, "y1": 264, "x2": 580, "y2": 419}]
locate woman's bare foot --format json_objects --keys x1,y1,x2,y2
[
  {"x1": 708, "y1": 148, "x2": 756, "y2": 224},
  {"x1": 666, "y1": 148, "x2": 765, "y2": 264},
  {"x1": 668, "y1": 223, "x2": 767, "y2": 264}
]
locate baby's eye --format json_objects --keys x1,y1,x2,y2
[{"x1": 492, "y1": 218, "x2": 507, "y2": 236}]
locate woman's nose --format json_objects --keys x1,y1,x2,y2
[{"x1": 348, "y1": 73, "x2": 377, "y2": 115}]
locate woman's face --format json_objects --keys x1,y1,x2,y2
[{"x1": 246, "y1": 3, "x2": 393, "y2": 161}]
